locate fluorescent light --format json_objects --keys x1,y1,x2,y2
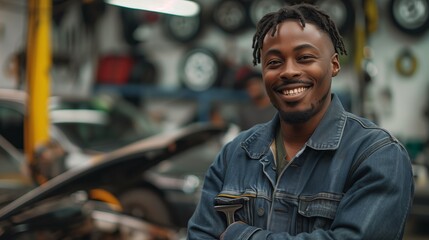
[{"x1": 106, "y1": 0, "x2": 200, "y2": 17}]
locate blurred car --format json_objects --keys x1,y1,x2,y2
[
  {"x1": 0, "y1": 88, "x2": 162, "y2": 168},
  {"x1": 98, "y1": 122, "x2": 231, "y2": 229},
  {"x1": 142, "y1": 123, "x2": 236, "y2": 228},
  {"x1": 0, "y1": 89, "x2": 233, "y2": 229},
  {"x1": 0, "y1": 124, "x2": 220, "y2": 239},
  {"x1": 0, "y1": 135, "x2": 35, "y2": 208},
  {"x1": 0, "y1": 123, "x2": 228, "y2": 239}
]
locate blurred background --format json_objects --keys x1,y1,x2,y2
[{"x1": 0, "y1": 0, "x2": 428, "y2": 239}]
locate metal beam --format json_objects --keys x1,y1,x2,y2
[{"x1": 25, "y1": 0, "x2": 52, "y2": 184}]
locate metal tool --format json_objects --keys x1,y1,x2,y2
[{"x1": 214, "y1": 204, "x2": 243, "y2": 225}]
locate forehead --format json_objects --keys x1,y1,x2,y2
[{"x1": 262, "y1": 20, "x2": 333, "y2": 49}]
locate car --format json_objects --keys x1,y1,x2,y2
[
  {"x1": 0, "y1": 122, "x2": 229, "y2": 239},
  {"x1": 0, "y1": 134, "x2": 35, "y2": 209},
  {"x1": 0, "y1": 89, "x2": 234, "y2": 230},
  {"x1": 0, "y1": 88, "x2": 162, "y2": 169},
  {"x1": 93, "y1": 122, "x2": 232, "y2": 229},
  {"x1": 0, "y1": 88, "x2": 163, "y2": 192},
  {"x1": 0, "y1": 124, "x2": 210, "y2": 239}
]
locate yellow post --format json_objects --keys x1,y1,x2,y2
[{"x1": 25, "y1": 0, "x2": 52, "y2": 184}]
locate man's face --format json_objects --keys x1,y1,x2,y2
[{"x1": 260, "y1": 20, "x2": 340, "y2": 124}]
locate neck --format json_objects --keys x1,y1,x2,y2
[
  {"x1": 280, "y1": 121, "x2": 312, "y2": 145},
  {"x1": 279, "y1": 93, "x2": 332, "y2": 144},
  {"x1": 279, "y1": 107, "x2": 328, "y2": 149}
]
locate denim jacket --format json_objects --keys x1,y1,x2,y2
[{"x1": 187, "y1": 94, "x2": 414, "y2": 240}]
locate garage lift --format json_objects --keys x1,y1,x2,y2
[{"x1": 25, "y1": 0, "x2": 52, "y2": 184}]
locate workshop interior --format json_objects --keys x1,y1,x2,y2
[{"x1": 0, "y1": 0, "x2": 429, "y2": 239}]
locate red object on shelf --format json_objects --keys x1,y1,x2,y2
[{"x1": 96, "y1": 55, "x2": 135, "y2": 85}]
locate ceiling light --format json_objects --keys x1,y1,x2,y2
[{"x1": 105, "y1": 0, "x2": 200, "y2": 17}]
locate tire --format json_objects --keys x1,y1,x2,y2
[
  {"x1": 118, "y1": 188, "x2": 174, "y2": 227},
  {"x1": 389, "y1": 0, "x2": 429, "y2": 36}
]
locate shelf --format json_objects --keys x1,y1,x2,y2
[{"x1": 93, "y1": 84, "x2": 250, "y2": 121}]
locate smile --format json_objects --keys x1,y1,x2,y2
[{"x1": 281, "y1": 87, "x2": 309, "y2": 96}]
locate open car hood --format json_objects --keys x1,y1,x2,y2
[{"x1": 0, "y1": 123, "x2": 226, "y2": 221}]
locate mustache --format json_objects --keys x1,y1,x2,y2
[
  {"x1": 280, "y1": 78, "x2": 310, "y2": 84},
  {"x1": 275, "y1": 79, "x2": 312, "y2": 89}
]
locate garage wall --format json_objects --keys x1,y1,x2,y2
[
  {"x1": 364, "y1": 0, "x2": 429, "y2": 142},
  {"x1": 0, "y1": 0, "x2": 428, "y2": 145},
  {"x1": 94, "y1": 0, "x2": 359, "y2": 126},
  {"x1": 95, "y1": 1, "x2": 257, "y2": 88},
  {"x1": 0, "y1": 1, "x2": 26, "y2": 89}
]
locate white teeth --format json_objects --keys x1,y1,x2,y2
[{"x1": 282, "y1": 87, "x2": 307, "y2": 96}]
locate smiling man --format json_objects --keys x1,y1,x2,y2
[{"x1": 187, "y1": 3, "x2": 413, "y2": 240}]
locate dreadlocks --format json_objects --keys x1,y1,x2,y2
[{"x1": 252, "y1": 3, "x2": 347, "y2": 66}]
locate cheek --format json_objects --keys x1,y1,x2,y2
[
  {"x1": 263, "y1": 80, "x2": 275, "y2": 96},
  {"x1": 262, "y1": 71, "x2": 277, "y2": 86},
  {"x1": 262, "y1": 78, "x2": 275, "y2": 97},
  {"x1": 311, "y1": 65, "x2": 332, "y2": 85}
]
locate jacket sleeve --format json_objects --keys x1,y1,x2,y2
[
  {"x1": 221, "y1": 142, "x2": 414, "y2": 240},
  {"x1": 187, "y1": 144, "x2": 230, "y2": 239}
]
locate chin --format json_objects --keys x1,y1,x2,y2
[{"x1": 279, "y1": 108, "x2": 315, "y2": 124}]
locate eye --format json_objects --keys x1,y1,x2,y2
[
  {"x1": 297, "y1": 54, "x2": 316, "y2": 62},
  {"x1": 266, "y1": 59, "x2": 282, "y2": 68}
]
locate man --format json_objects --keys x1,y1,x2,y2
[
  {"x1": 187, "y1": 3, "x2": 413, "y2": 240},
  {"x1": 237, "y1": 70, "x2": 277, "y2": 130}
]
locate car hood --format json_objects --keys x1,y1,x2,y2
[{"x1": 0, "y1": 123, "x2": 227, "y2": 221}]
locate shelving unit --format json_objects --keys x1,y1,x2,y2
[{"x1": 93, "y1": 84, "x2": 250, "y2": 122}]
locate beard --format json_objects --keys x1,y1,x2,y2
[
  {"x1": 277, "y1": 91, "x2": 330, "y2": 124},
  {"x1": 279, "y1": 108, "x2": 315, "y2": 124}
]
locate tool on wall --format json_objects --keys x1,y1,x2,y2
[
  {"x1": 389, "y1": 0, "x2": 429, "y2": 36},
  {"x1": 316, "y1": 0, "x2": 356, "y2": 35},
  {"x1": 80, "y1": 0, "x2": 106, "y2": 31},
  {"x1": 212, "y1": 0, "x2": 249, "y2": 34},
  {"x1": 179, "y1": 47, "x2": 223, "y2": 91},
  {"x1": 162, "y1": 8, "x2": 203, "y2": 43},
  {"x1": 395, "y1": 47, "x2": 418, "y2": 77},
  {"x1": 248, "y1": 0, "x2": 285, "y2": 27}
]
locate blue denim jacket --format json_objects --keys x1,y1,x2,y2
[{"x1": 187, "y1": 94, "x2": 414, "y2": 240}]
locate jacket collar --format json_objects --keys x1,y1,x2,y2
[
  {"x1": 241, "y1": 94, "x2": 347, "y2": 159},
  {"x1": 306, "y1": 94, "x2": 347, "y2": 150}
]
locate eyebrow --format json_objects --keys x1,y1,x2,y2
[
  {"x1": 293, "y1": 43, "x2": 319, "y2": 52},
  {"x1": 263, "y1": 43, "x2": 319, "y2": 58}
]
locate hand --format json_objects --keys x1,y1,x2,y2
[{"x1": 220, "y1": 221, "x2": 246, "y2": 240}]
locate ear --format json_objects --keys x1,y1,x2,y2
[{"x1": 331, "y1": 53, "x2": 340, "y2": 77}]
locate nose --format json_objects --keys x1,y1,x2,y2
[{"x1": 280, "y1": 60, "x2": 301, "y2": 79}]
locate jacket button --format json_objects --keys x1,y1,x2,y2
[{"x1": 257, "y1": 207, "x2": 265, "y2": 216}]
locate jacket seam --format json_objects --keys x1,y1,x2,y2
[
  {"x1": 344, "y1": 137, "x2": 394, "y2": 192},
  {"x1": 394, "y1": 180, "x2": 414, "y2": 240}
]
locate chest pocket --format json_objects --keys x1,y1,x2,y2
[
  {"x1": 296, "y1": 192, "x2": 342, "y2": 233},
  {"x1": 214, "y1": 194, "x2": 254, "y2": 226}
]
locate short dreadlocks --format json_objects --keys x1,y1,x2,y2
[{"x1": 252, "y1": 3, "x2": 347, "y2": 66}]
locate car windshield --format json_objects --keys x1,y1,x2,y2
[
  {"x1": 49, "y1": 94, "x2": 162, "y2": 151},
  {"x1": 0, "y1": 141, "x2": 21, "y2": 176}
]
